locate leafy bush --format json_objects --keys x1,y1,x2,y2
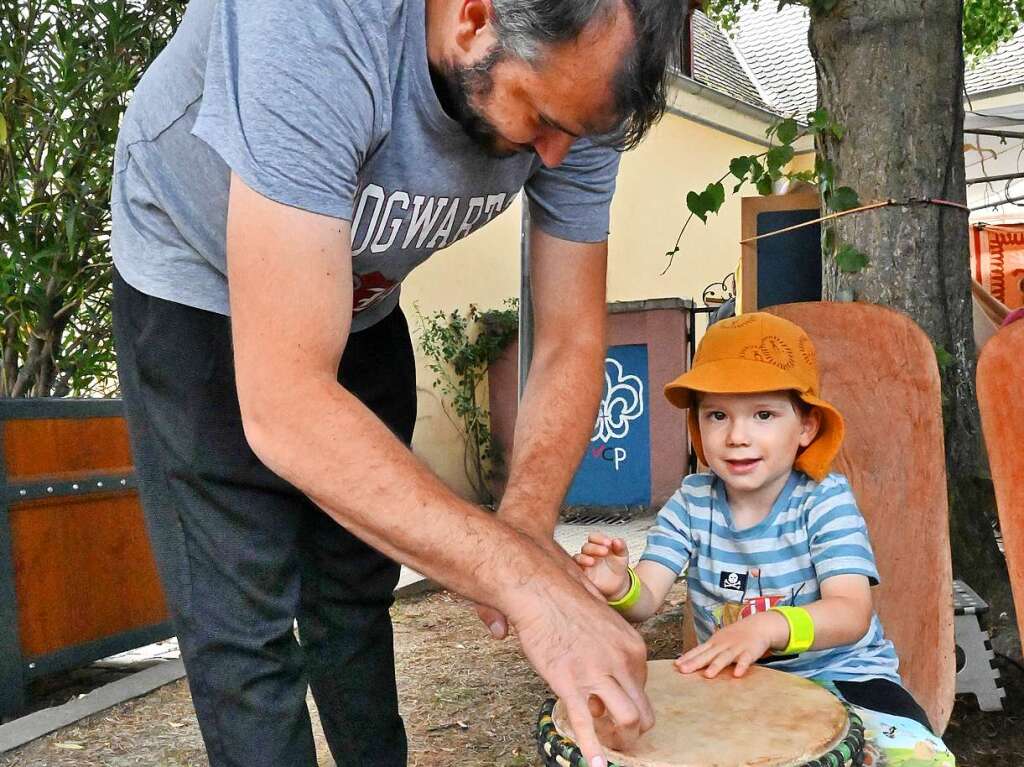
[
  {"x1": 0, "y1": 1, "x2": 186, "y2": 397},
  {"x1": 416, "y1": 300, "x2": 519, "y2": 504}
]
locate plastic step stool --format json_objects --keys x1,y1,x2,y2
[{"x1": 953, "y1": 579, "x2": 1005, "y2": 712}]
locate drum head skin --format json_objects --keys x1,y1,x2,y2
[{"x1": 551, "y1": 660, "x2": 848, "y2": 767}]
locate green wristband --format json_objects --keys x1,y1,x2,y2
[
  {"x1": 769, "y1": 606, "x2": 815, "y2": 655},
  {"x1": 607, "y1": 566, "x2": 641, "y2": 612}
]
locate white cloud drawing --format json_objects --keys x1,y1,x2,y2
[{"x1": 592, "y1": 357, "x2": 645, "y2": 443}]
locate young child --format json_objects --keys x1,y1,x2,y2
[{"x1": 576, "y1": 313, "x2": 952, "y2": 755}]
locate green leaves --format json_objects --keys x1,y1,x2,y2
[
  {"x1": 686, "y1": 181, "x2": 726, "y2": 223},
  {"x1": 934, "y1": 343, "x2": 955, "y2": 373},
  {"x1": 835, "y1": 244, "x2": 869, "y2": 273},
  {"x1": 415, "y1": 300, "x2": 519, "y2": 503},
  {"x1": 1, "y1": 0, "x2": 189, "y2": 396},
  {"x1": 683, "y1": 108, "x2": 821, "y2": 230},
  {"x1": 707, "y1": 181, "x2": 726, "y2": 210},
  {"x1": 685, "y1": 191, "x2": 703, "y2": 221},
  {"x1": 766, "y1": 144, "x2": 795, "y2": 171},
  {"x1": 729, "y1": 156, "x2": 752, "y2": 180},
  {"x1": 702, "y1": 1, "x2": 846, "y2": 31},
  {"x1": 775, "y1": 117, "x2": 799, "y2": 145},
  {"x1": 807, "y1": 0, "x2": 840, "y2": 15},
  {"x1": 827, "y1": 186, "x2": 860, "y2": 212},
  {"x1": 814, "y1": 156, "x2": 836, "y2": 188},
  {"x1": 807, "y1": 108, "x2": 844, "y2": 139},
  {"x1": 673, "y1": 103, "x2": 870, "y2": 293},
  {"x1": 964, "y1": 0, "x2": 1024, "y2": 61}
]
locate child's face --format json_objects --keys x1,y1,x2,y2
[{"x1": 697, "y1": 391, "x2": 820, "y2": 500}]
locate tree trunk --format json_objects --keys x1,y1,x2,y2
[{"x1": 809, "y1": 0, "x2": 1018, "y2": 657}]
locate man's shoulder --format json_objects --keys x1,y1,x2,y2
[{"x1": 335, "y1": 0, "x2": 406, "y2": 42}]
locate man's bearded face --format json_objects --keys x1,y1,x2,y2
[{"x1": 430, "y1": 45, "x2": 523, "y2": 159}]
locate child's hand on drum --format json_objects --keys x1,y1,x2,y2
[
  {"x1": 574, "y1": 532, "x2": 631, "y2": 599},
  {"x1": 674, "y1": 611, "x2": 789, "y2": 678}
]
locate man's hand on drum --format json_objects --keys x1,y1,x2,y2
[
  {"x1": 674, "y1": 610, "x2": 790, "y2": 678},
  {"x1": 502, "y1": 537, "x2": 656, "y2": 767}
]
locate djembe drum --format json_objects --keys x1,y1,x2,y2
[{"x1": 537, "y1": 660, "x2": 865, "y2": 767}]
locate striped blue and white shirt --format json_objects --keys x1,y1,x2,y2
[{"x1": 641, "y1": 470, "x2": 901, "y2": 684}]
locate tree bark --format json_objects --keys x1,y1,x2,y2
[{"x1": 809, "y1": 0, "x2": 1018, "y2": 656}]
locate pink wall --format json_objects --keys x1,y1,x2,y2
[{"x1": 487, "y1": 300, "x2": 691, "y2": 509}]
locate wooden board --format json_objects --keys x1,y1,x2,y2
[
  {"x1": 765, "y1": 302, "x2": 954, "y2": 734},
  {"x1": 978, "y1": 319, "x2": 1024, "y2": 645},
  {"x1": 740, "y1": 193, "x2": 821, "y2": 314},
  {"x1": 3, "y1": 417, "x2": 133, "y2": 481},
  {"x1": 10, "y1": 492, "x2": 168, "y2": 657}
]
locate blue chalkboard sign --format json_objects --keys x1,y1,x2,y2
[{"x1": 566, "y1": 344, "x2": 651, "y2": 507}]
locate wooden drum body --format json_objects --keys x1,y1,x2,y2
[{"x1": 537, "y1": 660, "x2": 864, "y2": 767}]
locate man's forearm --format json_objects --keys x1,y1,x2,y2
[
  {"x1": 499, "y1": 332, "x2": 605, "y2": 537},
  {"x1": 243, "y1": 376, "x2": 552, "y2": 618}
]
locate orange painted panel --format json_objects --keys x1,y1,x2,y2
[
  {"x1": 970, "y1": 223, "x2": 1024, "y2": 309},
  {"x1": 3, "y1": 417, "x2": 133, "y2": 481},
  {"x1": 978, "y1": 320, "x2": 1024, "y2": 646},
  {"x1": 767, "y1": 302, "x2": 954, "y2": 734},
  {"x1": 10, "y1": 492, "x2": 168, "y2": 657}
]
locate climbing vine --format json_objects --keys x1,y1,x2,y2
[
  {"x1": 416, "y1": 300, "x2": 519, "y2": 505},
  {"x1": 667, "y1": 108, "x2": 869, "y2": 276}
]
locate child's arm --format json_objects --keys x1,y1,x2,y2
[
  {"x1": 800, "y1": 574, "x2": 874, "y2": 647},
  {"x1": 575, "y1": 533, "x2": 678, "y2": 622},
  {"x1": 625, "y1": 561, "x2": 678, "y2": 622},
  {"x1": 675, "y1": 573, "x2": 874, "y2": 678}
]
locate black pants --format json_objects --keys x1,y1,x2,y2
[
  {"x1": 113, "y1": 270, "x2": 416, "y2": 767},
  {"x1": 835, "y1": 678, "x2": 933, "y2": 733}
]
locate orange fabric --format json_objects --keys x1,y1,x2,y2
[{"x1": 664, "y1": 313, "x2": 844, "y2": 481}]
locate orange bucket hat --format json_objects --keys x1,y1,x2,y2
[{"x1": 664, "y1": 312, "x2": 844, "y2": 482}]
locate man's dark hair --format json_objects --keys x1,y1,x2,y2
[{"x1": 488, "y1": 0, "x2": 686, "y2": 150}]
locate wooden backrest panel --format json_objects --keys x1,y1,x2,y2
[
  {"x1": 10, "y1": 492, "x2": 168, "y2": 657},
  {"x1": 977, "y1": 319, "x2": 1024, "y2": 643},
  {"x1": 766, "y1": 302, "x2": 954, "y2": 733},
  {"x1": 3, "y1": 417, "x2": 133, "y2": 481}
]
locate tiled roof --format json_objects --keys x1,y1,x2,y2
[
  {"x1": 688, "y1": 11, "x2": 770, "y2": 112},
  {"x1": 689, "y1": 7, "x2": 1024, "y2": 117},
  {"x1": 729, "y1": 4, "x2": 817, "y2": 117},
  {"x1": 966, "y1": 30, "x2": 1024, "y2": 95}
]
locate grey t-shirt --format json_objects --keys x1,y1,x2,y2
[{"x1": 111, "y1": 0, "x2": 621, "y2": 331}]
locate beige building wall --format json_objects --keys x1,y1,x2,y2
[{"x1": 401, "y1": 94, "x2": 800, "y2": 498}]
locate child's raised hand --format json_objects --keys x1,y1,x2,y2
[
  {"x1": 674, "y1": 611, "x2": 787, "y2": 679},
  {"x1": 573, "y1": 532, "x2": 631, "y2": 599}
]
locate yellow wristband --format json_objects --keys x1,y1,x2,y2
[
  {"x1": 607, "y1": 566, "x2": 641, "y2": 612},
  {"x1": 769, "y1": 606, "x2": 815, "y2": 655}
]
